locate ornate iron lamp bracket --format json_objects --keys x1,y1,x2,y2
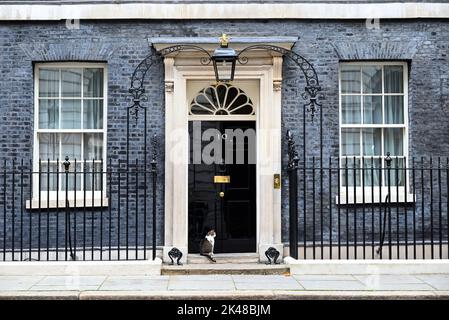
[
  {"x1": 128, "y1": 45, "x2": 212, "y2": 122},
  {"x1": 237, "y1": 44, "x2": 323, "y2": 121},
  {"x1": 129, "y1": 43, "x2": 322, "y2": 121}
]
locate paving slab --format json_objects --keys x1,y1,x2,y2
[
  {"x1": 354, "y1": 274, "x2": 424, "y2": 284},
  {"x1": 362, "y1": 283, "x2": 435, "y2": 291},
  {"x1": 232, "y1": 275, "x2": 293, "y2": 282},
  {"x1": 29, "y1": 285, "x2": 101, "y2": 291},
  {"x1": 232, "y1": 275, "x2": 303, "y2": 290},
  {"x1": 168, "y1": 279, "x2": 235, "y2": 291},
  {"x1": 293, "y1": 275, "x2": 356, "y2": 281},
  {"x1": 100, "y1": 276, "x2": 169, "y2": 291},
  {"x1": 415, "y1": 275, "x2": 449, "y2": 290},
  {"x1": 36, "y1": 275, "x2": 106, "y2": 286},
  {"x1": 0, "y1": 276, "x2": 44, "y2": 291},
  {"x1": 298, "y1": 280, "x2": 367, "y2": 291}
]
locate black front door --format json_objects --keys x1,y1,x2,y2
[{"x1": 188, "y1": 121, "x2": 256, "y2": 253}]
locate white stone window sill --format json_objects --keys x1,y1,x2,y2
[
  {"x1": 26, "y1": 198, "x2": 109, "y2": 210},
  {"x1": 336, "y1": 188, "x2": 415, "y2": 205}
]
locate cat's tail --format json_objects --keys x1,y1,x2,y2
[{"x1": 200, "y1": 253, "x2": 216, "y2": 263}]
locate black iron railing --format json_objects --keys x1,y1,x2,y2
[
  {"x1": 0, "y1": 157, "x2": 158, "y2": 262},
  {"x1": 286, "y1": 133, "x2": 449, "y2": 260}
]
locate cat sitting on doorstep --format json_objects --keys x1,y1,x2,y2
[{"x1": 200, "y1": 229, "x2": 216, "y2": 263}]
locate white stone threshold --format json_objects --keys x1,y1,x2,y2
[
  {"x1": 0, "y1": 258, "x2": 162, "y2": 276},
  {"x1": 284, "y1": 257, "x2": 449, "y2": 275}
]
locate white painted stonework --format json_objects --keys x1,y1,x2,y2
[
  {"x1": 160, "y1": 39, "x2": 291, "y2": 262},
  {"x1": 285, "y1": 257, "x2": 449, "y2": 275},
  {"x1": 0, "y1": 258, "x2": 162, "y2": 276},
  {"x1": 1, "y1": 3, "x2": 449, "y2": 21}
]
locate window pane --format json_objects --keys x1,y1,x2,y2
[
  {"x1": 363, "y1": 96, "x2": 382, "y2": 124},
  {"x1": 341, "y1": 95, "x2": 361, "y2": 124},
  {"x1": 342, "y1": 158, "x2": 361, "y2": 187},
  {"x1": 83, "y1": 100, "x2": 103, "y2": 129},
  {"x1": 61, "y1": 100, "x2": 81, "y2": 129},
  {"x1": 39, "y1": 69, "x2": 59, "y2": 97},
  {"x1": 61, "y1": 162, "x2": 82, "y2": 191},
  {"x1": 362, "y1": 66, "x2": 382, "y2": 93},
  {"x1": 363, "y1": 158, "x2": 381, "y2": 187},
  {"x1": 61, "y1": 69, "x2": 82, "y2": 97},
  {"x1": 384, "y1": 96, "x2": 404, "y2": 124},
  {"x1": 384, "y1": 65, "x2": 404, "y2": 93},
  {"x1": 85, "y1": 162, "x2": 103, "y2": 191},
  {"x1": 40, "y1": 162, "x2": 58, "y2": 191},
  {"x1": 83, "y1": 68, "x2": 104, "y2": 97},
  {"x1": 340, "y1": 65, "x2": 361, "y2": 93},
  {"x1": 39, "y1": 99, "x2": 59, "y2": 129},
  {"x1": 385, "y1": 157, "x2": 405, "y2": 186},
  {"x1": 341, "y1": 128, "x2": 360, "y2": 156},
  {"x1": 384, "y1": 128, "x2": 404, "y2": 156},
  {"x1": 84, "y1": 133, "x2": 103, "y2": 160},
  {"x1": 61, "y1": 134, "x2": 81, "y2": 160},
  {"x1": 39, "y1": 133, "x2": 59, "y2": 160},
  {"x1": 362, "y1": 128, "x2": 382, "y2": 156}
]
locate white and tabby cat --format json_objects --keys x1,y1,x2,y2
[{"x1": 199, "y1": 229, "x2": 216, "y2": 263}]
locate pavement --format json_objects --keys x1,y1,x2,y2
[{"x1": 1, "y1": 274, "x2": 449, "y2": 299}]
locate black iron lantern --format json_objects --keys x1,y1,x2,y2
[{"x1": 211, "y1": 34, "x2": 237, "y2": 83}]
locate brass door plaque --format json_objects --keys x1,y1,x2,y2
[
  {"x1": 274, "y1": 174, "x2": 281, "y2": 189},
  {"x1": 214, "y1": 175, "x2": 231, "y2": 183}
]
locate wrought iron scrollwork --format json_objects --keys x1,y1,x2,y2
[
  {"x1": 129, "y1": 43, "x2": 322, "y2": 121},
  {"x1": 128, "y1": 45, "x2": 213, "y2": 122},
  {"x1": 168, "y1": 247, "x2": 183, "y2": 265},
  {"x1": 237, "y1": 44, "x2": 322, "y2": 120},
  {"x1": 157, "y1": 45, "x2": 212, "y2": 65},
  {"x1": 265, "y1": 247, "x2": 280, "y2": 265},
  {"x1": 128, "y1": 52, "x2": 160, "y2": 122}
]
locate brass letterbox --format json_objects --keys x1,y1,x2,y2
[{"x1": 214, "y1": 175, "x2": 231, "y2": 183}]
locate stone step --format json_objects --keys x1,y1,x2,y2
[
  {"x1": 187, "y1": 253, "x2": 260, "y2": 264},
  {"x1": 161, "y1": 263, "x2": 290, "y2": 275}
]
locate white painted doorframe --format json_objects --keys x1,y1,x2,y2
[{"x1": 162, "y1": 61, "x2": 284, "y2": 263}]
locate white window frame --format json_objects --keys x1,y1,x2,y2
[
  {"x1": 29, "y1": 62, "x2": 108, "y2": 209},
  {"x1": 338, "y1": 61, "x2": 414, "y2": 204}
]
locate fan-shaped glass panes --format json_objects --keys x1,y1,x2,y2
[{"x1": 190, "y1": 83, "x2": 255, "y2": 116}]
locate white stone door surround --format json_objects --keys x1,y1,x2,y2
[{"x1": 152, "y1": 37, "x2": 297, "y2": 263}]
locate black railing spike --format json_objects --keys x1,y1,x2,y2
[
  {"x1": 286, "y1": 129, "x2": 299, "y2": 260},
  {"x1": 151, "y1": 134, "x2": 158, "y2": 166}
]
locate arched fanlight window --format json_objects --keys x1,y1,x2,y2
[{"x1": 190, "y1": 83, "x2": 255, "y2": 116}]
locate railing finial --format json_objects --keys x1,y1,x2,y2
[
  {"x1": 63, "y1": 156, "x2": 71, "y2": 172},
  {"x1": 385, "y1": 152, "x2": 392, "y2": 168}
]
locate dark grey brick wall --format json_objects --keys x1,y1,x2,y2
[{"x1": 0, "y1": 19, "x2": 448, "y2": 257}]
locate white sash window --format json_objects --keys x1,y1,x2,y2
[
  {"x1": 31, "y1": 63, "x2": 108, "y2": 207},
  {"x1": 339, "y1": 62, "x2": 410, "y2": 203}
]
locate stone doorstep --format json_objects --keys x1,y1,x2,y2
[
  {"x1": 187, "y1": 253, "x2": 260, "y2": 264},
  {"x1": 161, "y1": 263, "x2": 290, "y2": 275}
]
